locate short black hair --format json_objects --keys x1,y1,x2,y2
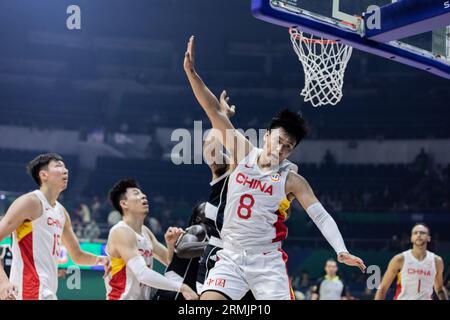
[
  {"x1": 188, "y1": 202, "x2": 206, "y2": 226},
  {"x1": 26, "y1": 153, "x2": 64, "y2": 186},
  {"x1": 269, "y1": 109, "x2": 308, "y2": 146},
  {"x1": 412, "y1": 223, "x2": 431, "y2": 235},
  {"x1": 108, "y1": 179, "x2": 140, "y2": 215}
]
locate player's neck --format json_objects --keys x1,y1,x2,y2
[
  {"x1": 123, "y1": 215, "x2": 144, "y2": 234},
  {"x1": 411, "y1": 246, "x2": 427, "y2": 260},
  {"x1": 39, "y1": 185, "x2": 60, "y2": 207},
  {"x1": 257, "y1": 153, "x2": 278, "y2": 172}
]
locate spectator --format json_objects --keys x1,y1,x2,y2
[
  {"x1": 72, "y1": 219, "x2": 84, "y2": 238},
  {"x1": 113, "y1": 132, "x2": 134, "y2": 145},
  {"x1": 299, "y1": 270, "x2": 311, "y2": 289},
  {"x1": 147, "y1": 216, "x2": 163, "y2": 237},
  {"x1": 291, "y1": 272, "x2": 301, "y2": 291},
  {"x1": 360, "y1": 287, "x2": 375, "y2": 300},
  {"x1": 87, "y1": 127, "x2": 105, "y2": 144},
  {"x1": 387, "y1": 235, "x2": 401, "y2": 251},
  {"x1": 90, "y1": 196, "x2": 102, "y2": 221},
  {"x1": 322, "y1": 149, "x2": 337, "y2": 166},
  {"x1": 107, "y1": 209, "x2": 122, "y2": 227},
  {"x1": 294, "y1": 290, "x2": 305, "y2": 300},
  {"x1": 80, "y1": 203, "x2": 91, "y2": 224},
  {"x1": 83, "y1": 220, "x2": 101, "y2": 241}
]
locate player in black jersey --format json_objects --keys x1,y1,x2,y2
[
  {"x1": 153, "y1": 203, "x2": 208, "y2": 300},
  {"x1": 195, "y1": 90, "x2": 236, "y2": 295},
  {"x1": 0, "y1": 244, "x2": 12, "y2": 278}
]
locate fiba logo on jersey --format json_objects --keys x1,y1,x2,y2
[{"x1": 270, "y1": 173, "x2": 281, "y2": 182}]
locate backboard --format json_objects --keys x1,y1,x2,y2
[{"x1": 252, "y1": 0, "x2": 450, "y2": 79}]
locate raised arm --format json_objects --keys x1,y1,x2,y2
[
  {"x1": 374, "y1": 254, "x2": 404, "y2": 300},
  {"x1": 184, "y1": 36, "x2": 253, "y2": 163},
  {"x1": 0, "y1": 194, "x2": 41, "y2": 300},
  {"x1": 434, "y1": 255, "x2": 448, "y2": 300},
  {"x1": 110, "y1": 227, "x2": 197, "y2": 299},
  {"x1": 203, "y1": 91, "x2": 236, "y2": 176},
  {"x1": 145, "y1": 226, "x2": 183, "y2": 266},
  {"x1": 286, "y1": 171, "x2": 366, "y2": 272}
]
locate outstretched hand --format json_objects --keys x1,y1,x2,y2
[
  {"x1": 184, "y1": 36, "x2": 196, "y2": 75},
  {"x1": 338, "y1": 252, "x2": 366, "y2": 273},
  {"x1": 165, "y1": 227, "x2": 185, "y2": 246},
  {"x1": 219, "y1": 90, "x2": 236, "y2": 118}
]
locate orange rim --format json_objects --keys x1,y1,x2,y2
[{"x1": 289, "y1": 28, "x2": 337, "y2": 44}]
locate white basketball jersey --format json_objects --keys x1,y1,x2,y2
[
  {"x1": 394, "y1": 249, "x2": 436, "y2": 300},
  {"x1": 221, "y1": 148, "x2": 297, "y2": 249},
  {"x1": 10, "y1": 190, "x2": 66, "y2": 300},
  {"x1": 105, "y1": 221, "x2": 154, "y2": 300}
]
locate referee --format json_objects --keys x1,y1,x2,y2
[{"x1": 311, "y1": 258, "x2": 350, "y2": 300}]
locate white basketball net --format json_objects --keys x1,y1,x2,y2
[{"x1": 290, "y1": 28, "x2": 353, "y2": 107}]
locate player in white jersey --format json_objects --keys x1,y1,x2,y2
[
  {"x1": 104, "y1": 179, "x2": 198, "y2": 300},
  {"x1": 375, "y1": 224, "x2": 448, "y2": 300},
  {"x1": 0, "y1": 153, "x2": 110, "y2": 300},
  {"x1": 184, "y1": 36, "x2": 365, "y2": 300}
]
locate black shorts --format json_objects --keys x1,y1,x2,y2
[{"x1": 153, "y1": 289, "x2": 184, "y2": 300}]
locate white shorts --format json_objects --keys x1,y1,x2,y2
[{"x1": 200, "y1": 245, "x2": 294, "y2": 300}]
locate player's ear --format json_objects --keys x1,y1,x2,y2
[
  {"x1": 120, "y1": 199, "x2": 128, "y2": 211},
  {"x1": 39, "y1": 169, "x2": 48, "y2": 183}
]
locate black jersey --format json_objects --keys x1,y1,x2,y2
[
  {"x1": 1, "y1": 245, "x2": 12, "y2": 277},
  {"x1": 153, "y1": 254, "x2": 199, "y2": 300},
  {"x1": 204, "y1": 172, "x2": 229, "y2": 239}
]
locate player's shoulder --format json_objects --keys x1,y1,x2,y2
[
  {"x1": 281, "y1": 159, "x2": 298, "y2": 173},
  {"x1": 110, "y1": 222, "x2": 137, "y2": 240},
  {"x1": 10, "y1": 192, "x2": 42, "y2": 216},
  {"x1": 59, "y1": 204, "x2": 69, "y2": 217},
  {"x1": 18, "y1": 191, "x2": 41, "y2": 206},
  {"x1": 392, "y1": 253, "x2": 405, "y2": 264},
  {"x1": 433, "y1": 253, "x2": 444, "y2": 266},
  {"x1": 287, "y1": 170, "x2": 305, "y2": 181},
  {"x1": 286, "y1": 170, "x2": 309, "y2": 189}
]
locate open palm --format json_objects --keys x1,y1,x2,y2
[
  {"x1": 184, "y1": 36, "x2": 196, "y2": 74},
  {"x1": 338, "y1": 252, "x2": 366, "y2": 273}
]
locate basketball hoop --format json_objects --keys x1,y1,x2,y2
[{"x1": 289, "y1": 28, "x2": 353, "y2": 107}]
